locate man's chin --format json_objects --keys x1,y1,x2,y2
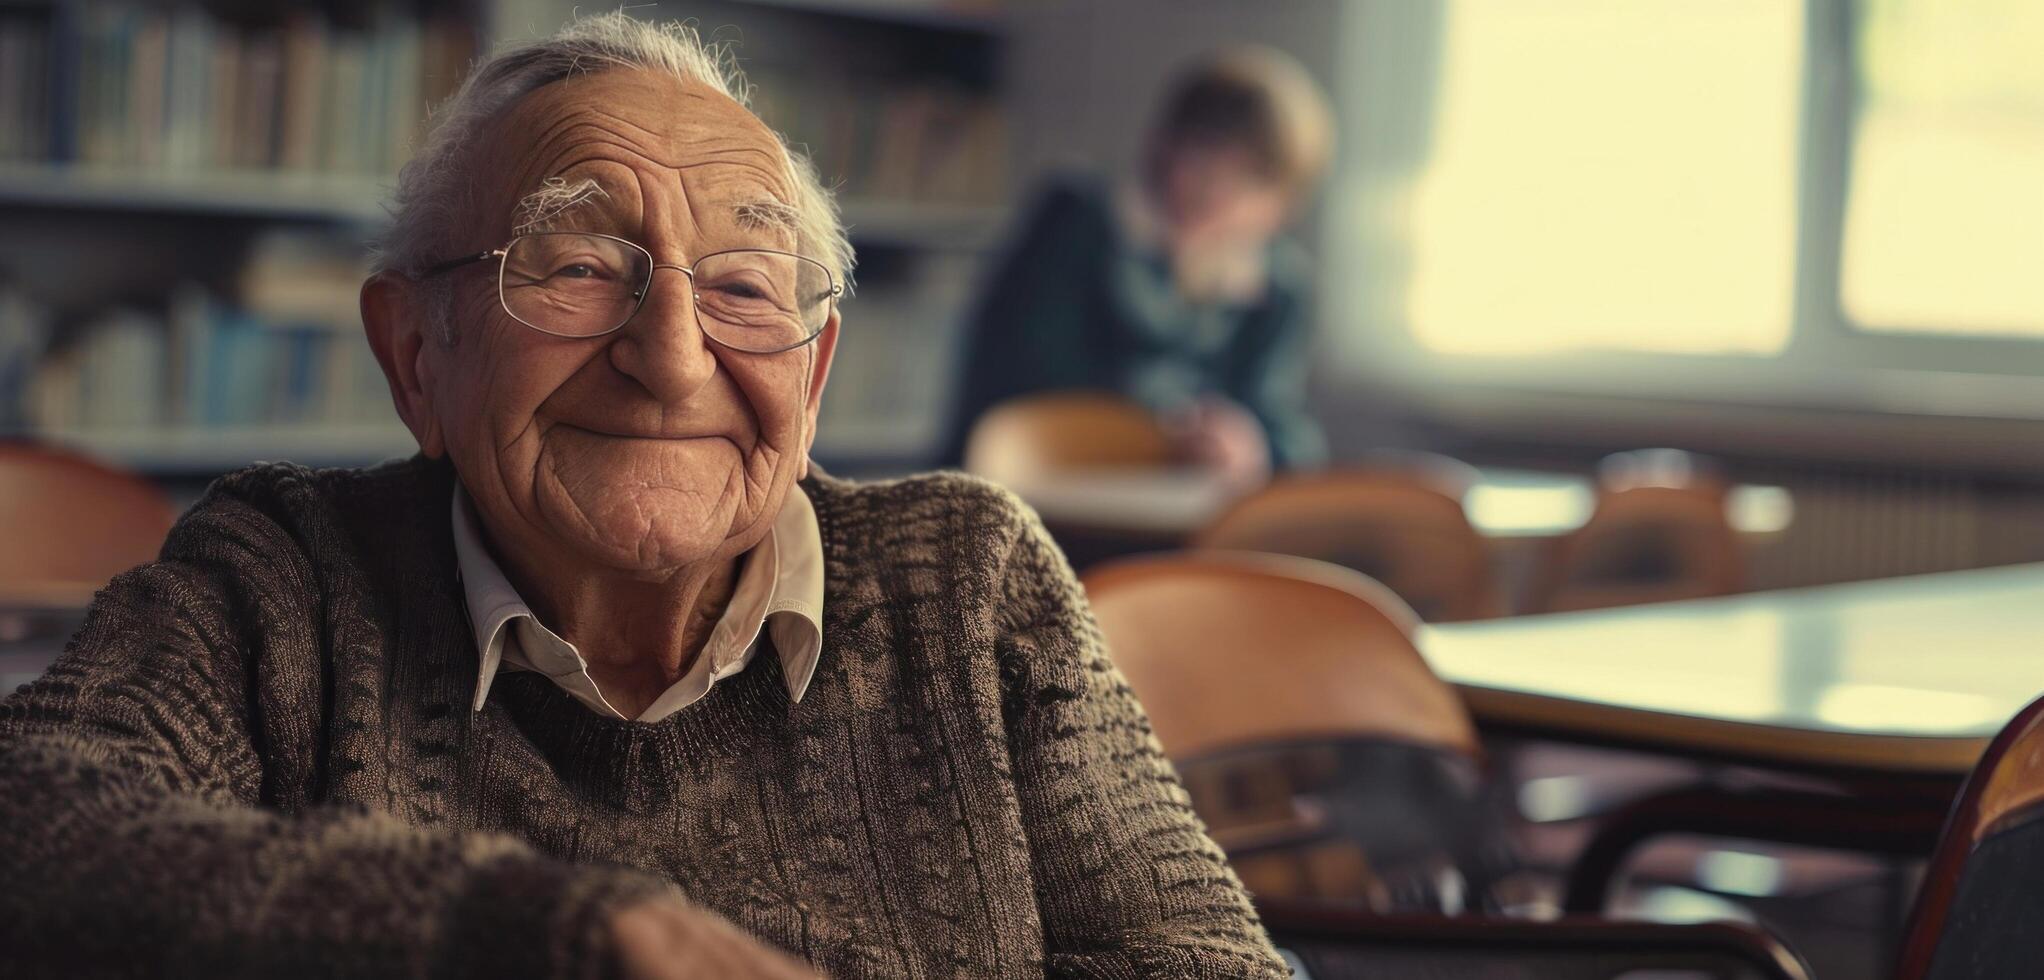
[{"x1": 584, "y1": 498, "x2": 750, "y2": 571}]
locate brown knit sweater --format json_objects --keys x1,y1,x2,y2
[{"x1": 0, "y1": 456, "x2": 1285, "y2": 979}]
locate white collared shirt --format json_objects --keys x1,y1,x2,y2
[{"x1": 452, "y1": 484, "x2": 825, "y2": 722}]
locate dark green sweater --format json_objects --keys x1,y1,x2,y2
[
  {"x1": 0, "y1": 456, "x2": 1285, "y2": 979},
  {"x1": 942, "y1": 175, "x2": 1325, "y2": 470}
]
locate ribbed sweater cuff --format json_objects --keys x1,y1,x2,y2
[{"x1": 438, "y1": 853, "x2": 678, "y2": 980}]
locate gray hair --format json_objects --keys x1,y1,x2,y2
[{"x1": 371, "y1": 11, "x2": 854, "y2": 340}]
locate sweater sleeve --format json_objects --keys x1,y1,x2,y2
[
  {"x1": 993, "y1": 507, "x2": 1288, "y2": 980},
  {"x1": 0, "y1": 493, "x2": 675, "y2": 979}
]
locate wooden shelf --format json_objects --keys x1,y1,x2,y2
[
  {"x1": 839, "y1": 198, "x2": 1006, "y2": 248},
  {"x1": 39, "y1": 424, "x2": 417, "y2": 474},
  {"x1": 732, "y1": 0, "x2": 1004, "y2": 35},
  {"x1": 812, "y1": 416, "x2": 939, "y2": 471},
  {"x1": 0, "y1": 163, "x2": 388, "y2": 223},
  {"x1": 0, "y1": 165, "x2": 998, "y2": 248}
]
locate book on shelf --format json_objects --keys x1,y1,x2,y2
[
  {"x1": 749, "y1": 67, "x2": 1009, "y2": 207},
  {"x1": 0, "y1": 282, "x2": 51, "y2": 432},
  {"x1": 6, "y1": 229, "x2": 393, "y2": 445},
  {"x1": 22, "y1": 291, "x2": 390, "y2": 436},
  {"x1": 0, "y1": 3, "x2": 473, "y2": 180}
]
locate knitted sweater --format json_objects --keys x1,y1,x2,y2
[{"x1": 0, "y1": 456, "x2": 1286, "y2": 980}]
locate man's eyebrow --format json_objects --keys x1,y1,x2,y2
[
  {"x1": 732, "y1": 198, "x2": 801, "y2": 236},
  {"x1": 515, "y1": 176, "x2": 610, "y2": 233}
]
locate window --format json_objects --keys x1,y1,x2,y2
[
  {"x1": 1841, "y1": 0, "x2": 2044, "y2": 338},
  {"x1": 1408, "y1": 0, "x2": 1804, "y2": 357},
  {"x1": 1375, "y1": 0, "x2": 2044, "y2": 363}
]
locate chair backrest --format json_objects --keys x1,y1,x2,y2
[
  {"x1": 1356, "y1": 449, "x2": 1484, "y2": 500},
  {"x1": 0, "y1": 442, "x2": 175, "y2": 600},
  {"x1": 962, "y1": 391, "x2": 1173, "y2": 486},
  {"x1": 1524, "y1": 483, "x2": 1744, "y2": 614},
  {"x1": 1193, "y1": 471, "x2": 1501, "y2": 622},
  {"x1": 1083, "y1": 551, "x2": 1474, "y2": 760},
  {"x1": 1261, "y1": 899, "x2": 1814, "y2": 980},
  {"x1": 1599, "y1": 447, "x2": 1729, "y2": 495},
  {"x1": 1083, "y1": 553, "x2": 1499, "y2": 909},
  {"x1": 1897, "y1": 695, "x2": 2044, "y2": 980}
]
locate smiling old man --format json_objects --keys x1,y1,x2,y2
[{"x1": 0, "y1": 12, "x2": 1286, "y2": 980}]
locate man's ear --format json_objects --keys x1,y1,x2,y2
[
  {"x1": 798, "y1": 309, "x2": 840, "y2": 480},
  {"x1": 361, "y1": 273, "x2": 446, "y2": 458}
]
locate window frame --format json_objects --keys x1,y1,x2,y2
[
  {"x1": 1807, "y1": 0, "x2": 2044, "y2": 359},
  {"x1": 1322, "y1": 0, "x2": 2044, "y2": 431}
]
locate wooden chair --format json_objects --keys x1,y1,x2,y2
[
  {"x1": 1563, "y1": 697, "x2": 2044, "y2": 979},
  {"x1": 1561, "y1": 784, "x2": 1947, "y2": 916},
  {"x1": 961, "y1": 391, "x2": 1173, "y2": 486},
  {"x1": 1897, "y1": 695, "x2": 2044, "y2": 980},
  {"x1": 1262, "y1": 898, "x2": 1813, "y2": 980},
  {"x1": 0, "y1": 441, "x2": 175, "y2": 604},
  {"x1": 1524, "y1": 482, "x2": 1744, "y2": 614},
  {"x1": 1193, "y1": 471, "x2": 1502, "y2": 622},
  {"x1": 1598, "y1": 447, "x2": 1730, "y2": 497},
  {"x1": 1083, "y1": 552, "x2": 1508, "y2": 910}
]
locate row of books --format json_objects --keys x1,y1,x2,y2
[
  {"x1": 0, "y1": 3, "x2": 473, "y2": 175},
  {"x1": 22, "y1": 289, "x2": 393, "y2": 433},
  {"x1": 750, "y1": 68, "x2": 1010, "y2": 205},
  {"x1": 2, "y1": 229, "x2": 390, "y2": 433},
  {"x1": 0, "y1": 1, "x2": 1008, "y2": 206}
]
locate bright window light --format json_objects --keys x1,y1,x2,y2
[
  {"x1": 1696, "y1": 849, "x2": 1785, "y2": 898},
  {"x1": 1814, "y1": 683, "x2": 1999, "y2": 733},
  {"x1": 1842, "y1": 0, "x2": 2044, "y2": 337},
  {"x1": 1407, "y1": 0, "x2": 1803, "y2": 356},
  {"x1": 1517, "y1": 775, "x2": 1595, "y2": 823}
]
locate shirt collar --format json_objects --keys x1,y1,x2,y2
[{"x1": 451, "y1": 482, "x2": 826, "y2": 719}]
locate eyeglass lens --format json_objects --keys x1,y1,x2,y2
[{"x1": 499, "y1": 232, "x2": 832, "y2": 351}]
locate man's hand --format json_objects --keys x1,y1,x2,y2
[{"x1": 609, "y1": 898, "x2": 822, "y2": 980}]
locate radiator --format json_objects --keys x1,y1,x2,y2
[{"x1": 1743, "y1": 468, "x2": 2044, "y2": 590}]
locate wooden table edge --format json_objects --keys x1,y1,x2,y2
[{"x1": 1455, "y1": 684, "x2": 1989, "y2": 778}]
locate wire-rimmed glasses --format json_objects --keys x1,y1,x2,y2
[{"x1": 422, "y1": 232, "x2": 843, "y2": 354}]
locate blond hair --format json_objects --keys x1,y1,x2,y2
[{"x1": 1142, "y1": 46, "x2": 1335, "y2": 199}]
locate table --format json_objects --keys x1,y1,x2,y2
[
  {"x1": 1418, "y1": 562, "x2": 2044, "y2": 777},
  {"x1": 1013, "y1": 466, "x2": 1793, "y2": 541}
]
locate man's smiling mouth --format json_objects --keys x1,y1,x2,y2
[{"x1": 552, "y1": 421, "x2": 744, "y2": 446}]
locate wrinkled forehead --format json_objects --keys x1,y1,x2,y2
[{"x1": 480, "y1": 68, "x2": 798, "y2": 247}]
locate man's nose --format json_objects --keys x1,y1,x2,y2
[{"x1": 608, "y1": 266, "x2": 718, "y2": 400}]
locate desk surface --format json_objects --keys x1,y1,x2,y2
[
  {"x1": 1419, "y1": 562, "x2": 2044, "y2": 775},
  {"x1": 1014, "y1": 467, "x2": 1791, "y2": 540}
]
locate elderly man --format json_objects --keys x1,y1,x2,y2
[{"x1": 0, "y1": 12, "x2": 1286, "y2": 980}]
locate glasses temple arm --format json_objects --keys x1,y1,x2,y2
[{"x1": 420, "y1": 250, "x2": 501, "y2": 279}]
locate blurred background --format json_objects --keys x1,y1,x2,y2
[
  {"x1": 2, "y1": 2, "x2": 2043, "y2": 976},
  {"x1": 0, "y1": 0, "x2": 2037, "y2": 593}
]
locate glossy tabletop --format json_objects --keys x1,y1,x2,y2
[{"x1": 1418, "y1": 563, "x2": 2044, "y2": 775}]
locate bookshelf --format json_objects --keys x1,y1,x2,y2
[
  {"x1": 0, "y1": 167, "x2": 1003, "y2": 247},
  {"x1": 733, "y1": 0, "x2": 1004, "y2": 35},
  {"x1": 40, "y1": 423, "x2": 417, "y2": 474},
  {"x1": 838, "y1": 198, "x2": 1004, "y2": 249},
  {"x1": 0, "y1": 0, "x2": 1016, "y2": 479},
  {"x1": 0, "y1": 163, "x2": 387, "y2": 223}
]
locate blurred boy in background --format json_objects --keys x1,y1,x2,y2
[{"x1": 943, "y1": 46, "x2": 1335, "y2": 481}]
